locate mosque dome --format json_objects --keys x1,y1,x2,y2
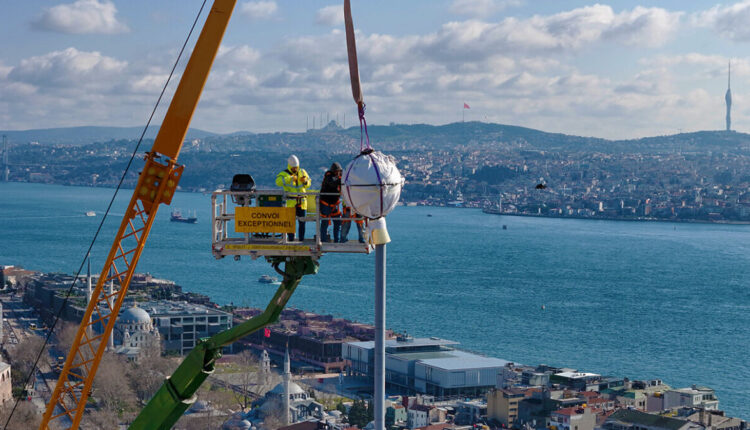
[
  {"x1": 119, "y1": 306, "x2": 152, "y2": 324},
  {"x1": 222, "y1": 412, "x2": 253, "y2": 430},
  {"x1": 269, "y1": 381, "x2": 306, "y2": 396},
  {"x1": 188, "y1": 400, "x2": 210, "y2": 413}
]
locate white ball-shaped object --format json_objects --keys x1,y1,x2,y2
[{"x1": 342, "y1": 150, "x2": 404, "y2": 219}]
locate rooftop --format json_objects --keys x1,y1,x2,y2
[
  {"x1": 554, "y1": 371, "x2": 600, "y2": 379},
  {"x1": 607, "y1": 409, "x2": 689, "y2": 430},
  {"x1": 348, "y1": 337, "x2": 459, "y2": 350},
  {"x1": 139, "y1": 300, "x2": 230, "y2": 317},
  {"x1": 418, "y1": 350, "x2": 510, "y2": 370}
]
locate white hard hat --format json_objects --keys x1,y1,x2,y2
[{"x1": 288, "y1": 155, "x2": 299, "y2": 167}]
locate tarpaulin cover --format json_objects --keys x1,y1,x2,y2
[{"x1": 342, "y1": 150, "x2": 404, "y2": 219}]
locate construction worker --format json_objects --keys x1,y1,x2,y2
[
  {"x1": 319, "y1": 162, "x2": 343, "y2": 242},
  {"x1": 340, "y1": 202, "x2": 365, "y2": 243},
  {"x1": 275, "y1": 155, "x2": 311, "y2": 241}
]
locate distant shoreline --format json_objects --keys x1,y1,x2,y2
[
  {"x1": 479, "y1": 208, "x2": 750, "y2": 225},
  {"x1": 4, "y1": 181, "x2": 750, "y2": 226}
]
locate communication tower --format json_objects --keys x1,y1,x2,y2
[{"x1": 726, "y1": 61, "x2": 732, "y2": 132}]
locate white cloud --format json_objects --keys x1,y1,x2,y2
[
  {"x1": 0, "y1": 3, "x2": 734, "y2": 138},
  {"x1": 692, "y1": 0, "x2": 750, "y2": 41},
  {"x1": 450, "y1": 0, "x2": 522, "y2": 18},
  {"x1": 240, "y1": 1, "x2": 278, "y2": 21},
  {"x1": 604, "y1": 6, "x2": 682, "y2": 47},
  {"x1": 316, "y1": 5, "x2": 343, "y2": 26},
  {"x1": 8, "y1": 47, "x2": 126, "y2": 88},
  {"x1": 32, "y1": 0, "x2": 128, "y2": 34},
  {"x1": 217, "y1": 45, "x2": 261, "y2": 66}
]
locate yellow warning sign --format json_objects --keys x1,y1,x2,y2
[
  {"x1": 235, "y1": 207, "x2": 296, "y2": 233},
  {"x1": 225, "y1": 244, "x2": 310, "y2": 251}
]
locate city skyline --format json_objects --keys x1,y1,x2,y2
[{"x1": 3, "y1": 1, "x2": 750, "y2": 139}]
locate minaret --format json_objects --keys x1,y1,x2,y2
[
  {"x1": 86, "y1": 257, "x2": 92, "y2": 303},
  {"x1": 107, "y1": 268, "x2": 114, "y2": 350},
  {"x1": 86, "y1": 257, "x2": 93, "y2": 338},
  {"x1": 283, "y1": 344, "x2": 291, "y2": 426},
  {"x1": 726, "y1": 61, "x2": 732, "y2": 132}
]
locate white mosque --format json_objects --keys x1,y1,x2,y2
[
  {"x1": 223, "y1": 347, "x2": 324, "y2": 429},
  {"x1": 113, "y1": 305, "x2": 161, "y2": 361}
]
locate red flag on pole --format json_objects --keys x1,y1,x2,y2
[{"x1": 463, "y1": 103, "x2": 470, "y2": 109}]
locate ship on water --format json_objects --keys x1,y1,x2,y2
[
  {"x1": 170, "y1": 209, "x2": 197, "y2": 224},
  {"x1": 258, "y1": 274, "x2": 278, "y2": 284}
]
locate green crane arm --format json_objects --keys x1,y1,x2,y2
[{"x1": 129, "y1": 257, "x2": 318, "y2": 430}]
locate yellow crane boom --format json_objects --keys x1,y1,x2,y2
[{"x1": 40, "y1": 1, "x2": 237, "y2": 428}]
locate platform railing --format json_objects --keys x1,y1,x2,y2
[{"x1": 211, "y1": 189, "x2": 370, "y2": 259}]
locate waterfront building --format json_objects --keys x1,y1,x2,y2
[
  {"x1": 604, "y1": 409, "x2": 703, "y2": 430},
  {"x1": 386, "y1": 404, "x2": 407, "y2": 427},
  {"x1": 615, "y1": 390, "x2": 647, "y2": 410},
  {"x1": 663, "y1": 387, "x2": 719, "y2": 411},
  {"x1": 522, "y1": 369, "x2": 551, "y2": 387},
  {"x1": 487, "y1": 388, "x2": 526, "y2": 427},
  {"x1": 343, "y1": 336, "x2": 510, "y2": 397},
  {"x1": 140, "y1": 300, "x2": 232, "y2": 355},
  {"x1": 683, "y1": 408, "x2": 746, "y2": 430},
  {"x1": 238, "y1": 307, "x2": 389, "y2": 373},
  {"x1": 0, "y1": 362, "x2": 11, "y2": 404},
  {"x1": 549, "y1": 407, "x2": 595, "y2": 430},
  {"x1": 453, "y1": 400, "x2": 484, "y2": 425},
  {"x1": 550, "y1": 371, "x2": 601, "y2": 391},
  {"x1": 407, "y1": 404, "x2": 433, "y2": 429}
]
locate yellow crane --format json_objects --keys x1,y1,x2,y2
[
  {"x1": 41, "y1": 1, "x2": 379, "y2": 428},
  {"x1": 41, "y1": 1, "x2": 238, "y2": 428}
]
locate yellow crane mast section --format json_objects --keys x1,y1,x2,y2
[{"x1": 40, "y1": 1, "x2": 237, "y2": 428}]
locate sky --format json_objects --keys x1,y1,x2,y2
[{"x1": 2, "y1": 0, "x2": 750, "y2": 139}]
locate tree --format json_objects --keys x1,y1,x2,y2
[
  {"x1": 92, "y1": 352, "x2": 136, "y2": 414},
  {"x1": 55, "y1": 322, "x2": 94, "y2": 364},
  {"x1": 348, "y1": 399, "x2": 369, "y2": 428},
  {"x1": 127, "y1": 353, "x2": 177, "y2": 404},
  {"x1": 366, "y1": 399, "x2": 374, "y2": 425},
  {"x1": 83, "y1": 409, "x2": 120, "y2": 429},
  {"x1": 230, "y1": 350, "x2": 277, "y2": 411},
  {"x1": 8, "y1": 335, "x2": 46, "y2": 397},
  {"x1": 0, "y1": 400, "x2": 42, "y2": 428}
]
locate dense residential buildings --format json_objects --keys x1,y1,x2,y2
[
  {"x1": 3, "y1": 265, "x2": 749, "y2": 430},
  {"x1": 8, "y1": 125, "x2": 750, "y2": 223}
]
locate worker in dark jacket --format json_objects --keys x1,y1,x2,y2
[{"x1": 319, "y1": 162, "x2": 342, "y2": 242}]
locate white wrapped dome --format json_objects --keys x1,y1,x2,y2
[{"x1": 342, "y1": 150, "x2": 404, "y2": 219}]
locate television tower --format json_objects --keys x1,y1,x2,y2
[{"x1": 726, "y1": 61, "x2": 732, "y2": 132}]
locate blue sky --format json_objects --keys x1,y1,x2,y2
[{"x1": 2, "y1": 0, "x2": 750, "y2": 138}]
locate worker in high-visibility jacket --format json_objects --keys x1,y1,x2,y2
[{"x1": 276, "y1": 155, "x2": 312, "y2": 241}]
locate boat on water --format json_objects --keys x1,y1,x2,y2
[
  {"x1": 85, "y1": 211, "x2": 96, "y2": 217},
  {"x1": 170, "y1": 210, "x2": 197, "y2": 224},
  {"x1": 258, "y1": 275, "x2": 278, "y2": 284}
]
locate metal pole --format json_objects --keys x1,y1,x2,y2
[{"x1": 374, "y1": 243, "x2": 386, "y2": 430}]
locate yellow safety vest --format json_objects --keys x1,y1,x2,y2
[{"x1": 275, "y1": 167, "x2": 311, "y2": 209}]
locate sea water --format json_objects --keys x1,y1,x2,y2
[{"x1": 0, "y1": 182, "x2": 747, "y2": 417}]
